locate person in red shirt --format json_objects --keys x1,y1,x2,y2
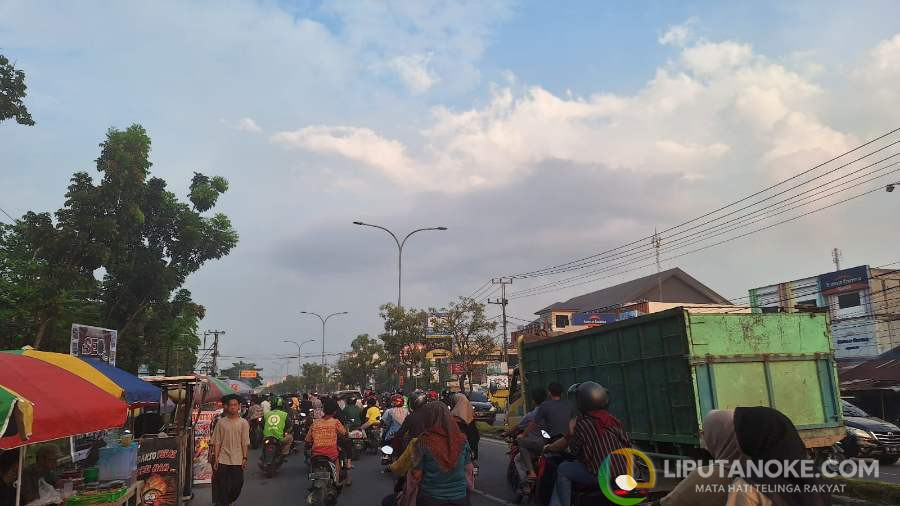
[{"x1": 305, "y1": 398, "x2": 349, "y2": 485}]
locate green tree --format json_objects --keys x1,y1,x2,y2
[
  {"x1": 0, "y1": 54, "x2": 34, "y2": 126},
  {"x1": 378, "y1": 303, "x2": 428, "y2": 389},
  {"x1": 300, "y1": 362, "x2": 331, "y2": 392},
  {"x1": 0, "y1": 125, "x2": 237, "y2": 373},
  {"x1": 221, "y1": 361, "x2": 264, "y2": 388},
  {"x1": 335, "y1": 334, "x2": 384, "y2": 389},
  {"x1": 430, "y1": 298, "x2": 497, "y2": 392}
]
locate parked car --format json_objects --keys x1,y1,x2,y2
[
  {"x1": 842, "y1": 400, "x2": 900, "y2": 465},
  {"x1": 466, "y1": 391, "x2": 497, "y2": 425}
]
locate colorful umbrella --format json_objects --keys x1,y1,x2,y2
[
  {"x1": 223, "y1": 379, "x2": 252, "y2": 395},
  {"x1": 0, "y1": 353, "x2": 127, "y2": 449},
  {"x1": 11, "y1": 348, "x2": 124, "y2": 399},
  {"x1": 0, "y1": 386, "x2": 33, "y2": 442},
  {"x1": 81, "y1": 357, "x2": 162, "y2": 406}
]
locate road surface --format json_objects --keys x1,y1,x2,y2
[{"x1": 190, "y1": 437, "x2": 900, "y2": 505}]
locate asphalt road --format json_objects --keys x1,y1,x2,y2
[
  {"x1": 191, "y1": 440, "x2": 522, "y2": 506},
  {"x1": 190, "y1": 438, "x2": 900, "y2": 506}
]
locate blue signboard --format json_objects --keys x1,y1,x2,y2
[
  {"x1": 572, "y1": 313, "x2": 618, "y2": 326},
  {"x1": 818, "y1": 265, "x2": 869, "y2": 295}
]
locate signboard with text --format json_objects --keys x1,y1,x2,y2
[
  {"x1": 450, "y1": 363, "x2": 465, "y2": 375},
  {"x1": 572, "y1": 313, "x2": 618, "y2": 327},
  {"x1": 239, "y1": 370, "x2": 257, "y2": 379},
  {"x1": 71, "y1": 324, "x2": 117, "y2": 365},
  {"x1": 192, "y1": 411, "x2": 218, "y2": 484},
  {"x1": 818, "y1": 265, "x2": 869, "y2": 296},
  {"x1": 137, "y1": 437, "x2": 179, "y2": 506}
]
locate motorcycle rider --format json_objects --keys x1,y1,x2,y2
[
  {"x1": 342, "y1": 396, "x2": 363, "y2": 428},
  {"x1": 306, "y1": 398, "x2": 350, "y2": 486},
  {"x1": 380, "y1": 394, "x2": 409, "y2": 446},
  {"x1": 392, "y1": 391, "x2": 428, "y2": 457},
  {"x1": 262, "y1": 397, "x2": 294, "y2": 459},
  {"x1": 516, "y1": 382, "x2": 576, "y2": 483},
  {"x1": 502, "y1": 387, "x2": 547, "y2": 494},
  {"x1": 360, "y1": 397, "x2": 382, "y2": 432},
  {"x1": 544, "y1": 382, "x2": 631, "y2": 506}
]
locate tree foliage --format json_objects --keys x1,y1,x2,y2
[
  {"x1": 378, "y1": 303, "x2": 428, "y2": 387},
  {"x1": 221, "y1": 361, "x2": 264, "y2": 388},
  {"x1": 430, "y1": 298, "x2": 497, "y2": 392},
  {"x1": 0, "y1": 54, "x2": 34, "y2": 126},
  {"x1": 335, "y1": 334, "x2": 384, "y2": 389},
  {"x1": 0, "y1": 125, "x2": 238, "y2": 373}
]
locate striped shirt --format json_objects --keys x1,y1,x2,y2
[{"x1": 568, "y1": 415, "x2": 630, "y2": 478}]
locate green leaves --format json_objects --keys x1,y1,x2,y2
[{"x1": 0, "y1": 54, "x2": 34, "y2": 126}]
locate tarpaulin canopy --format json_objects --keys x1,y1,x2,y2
[
  {"x1": 224, "y1": 379, "x2": 253, "y2": 395},
  {"x1": 0, "y1": 353, "x2": 127, "y2": 449},
  {"x1": 81, "y1": 357, "x2": 162, "y2": 406},
  {"x1": 0, "y1": 386, "x2": 33, "y2": 442},
  {"x1": 12, "y1": 348, "x2": 124, "y2": 399},
  {"x1": 195, "y1": 376, "x2": 232, "y2": 405}
]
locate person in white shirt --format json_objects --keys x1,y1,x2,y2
[{"x1": 261, "y1": 397, "x2": 271, "y2": 414}]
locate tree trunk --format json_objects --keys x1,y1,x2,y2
[{"x1": 33, "y1": 317, "x2": 52, "y2": 349}]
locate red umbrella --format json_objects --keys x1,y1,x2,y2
[{"x1": 0, "y1": 353, "x2": 127, "y2": 449}]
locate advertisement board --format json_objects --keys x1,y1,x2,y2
[
  {"x1": 192, "y1": 411, "x2": 218, "y2": 484},
  {"x1": 818, "y1": 265, "x2": 869, "y2": 296},
  {"x1": 572, "y1": 313, "x2": 618, "y2": 327},
  {"x1": 239, "y1": 370, "x2": 257, "y2": 379},
  {"x1": 450, "y1": 363, "x2": 465, "y2": 375},
  {"x1": 137, "y1": 437, "x2": 179, "y2": 506},
  {"x1": 71, "y1": 324, "x2": 118, "y2": 365}
]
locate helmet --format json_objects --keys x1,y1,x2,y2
[
  {"x1": 408, "y1": 392, "x2": 427, "y2": 411},
  {"x1": 390, "y1": 394, "x2": 404, "y2": 407},
  {"x1": 426, "y1": 390, "x2": 439, "y2": 401},
  {"x1": 575, "y1": 381, "x2": 609, "y2": 413}
]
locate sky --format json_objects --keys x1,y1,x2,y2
[{"x1": 2, "y1": 0, "x2": 900, "y2": 380}]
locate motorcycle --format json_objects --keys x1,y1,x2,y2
[
  {"x1": 306, "y1": 445, "x2": 348, "y2": 506},
  {"x1": 249, "y1": 417, "x2": 264, "y2": 450},
  {"x1": 349, "y1": 428, "x2": 367, "y2": 460},
  {"x1": 365, "y1": 423, "x2": 381, "y2": 454},
  {"x1": 259, "y1": 436, "x2": 285, "y2": 478},
  {"x1": 506, "y1": 429, "x2": 551, "y2": 504}
]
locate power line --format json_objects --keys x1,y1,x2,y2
[
  {"x1": 0, "y1": 205, "x2": 16, "y2": 223},
  {"x1": 503, "y1": 127, "x2": 900, "y2": 280}
]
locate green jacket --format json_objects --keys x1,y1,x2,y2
[{"x1": 263, "y1": 410, "x2": 288, "y2": 439}]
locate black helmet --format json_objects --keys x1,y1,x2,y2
[
  {"x1": 575, "y1": 381, "x2": 609, "y2": 413},
  {"x1": 408, "y1": 392, "x2": 427, "y2": 411}
]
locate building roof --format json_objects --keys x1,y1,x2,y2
[
  {"x1": 840, "y1": 346, "x2": 900, "y2": 385},
  {"x1": 536, "y1": 267, "x2": 731, "y2": 315}
]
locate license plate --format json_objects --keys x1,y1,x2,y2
[{"x1": 308, "y1": 471, "x2": 331, "y2": 480}]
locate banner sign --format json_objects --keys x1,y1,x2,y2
[
  {"x1": 450, "y1": 363, "x2": 465, "y2": 375},
  {"x1": 71, "y1": 324, "x2": 118, "y2": 366},
  {"x1": 818, "y1": 265, "x2": 869, "y2": 296},
  {"x1": 192, "y1": 411, "x2": 218, "y2": 484},
  {"x1": 137, "y1": 437, "x2": 179, "y2": 506},
  {"x1": 572, "y1": 313, "x2": 618, "y2": 327},
  {"x1": 239, "y1": 370, "x2": 257, "y2": 379}
]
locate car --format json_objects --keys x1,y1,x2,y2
[
  {"x1": 841, "y1": 400, "x2": 900, "y2": 465},
  {"x1": 466, "y1": 391, "x2": 497, "y2": 426},
  {"x1": 334, "y1": 389, "x2": 362, "y2": 402}
]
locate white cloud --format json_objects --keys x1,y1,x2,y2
[
  {"x1": 387, "y1": 53, "x2": 440, "y2": 93},
  {"x1": 237, "y1": 117, "x2": 262, "y2": 133},
  {"x1": 274, "y1": 31, "x2": 869, "y2": 192},
  {"x1": 659, "y1": 18, "x2": 697, "y2": 47}
]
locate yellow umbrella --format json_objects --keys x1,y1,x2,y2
[{"x1": 19, "y1": 349, "x2": 124, "y2": 399}]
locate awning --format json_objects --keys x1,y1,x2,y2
[
  {"x1": 0, "y1": 353, "x2": 127, "y2": 449},
  {"x1": 12, "y1": 348, "x2": 124, "y2": 399},
  {"x1": 81, "y1": 357, "x2": 162, "y2": 406}
]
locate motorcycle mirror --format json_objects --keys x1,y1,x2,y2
[
  {"x1": 541, "y1": 430, "x2": 551, "y2": 439},
  {"x1": 300, "y1": 412, "x2": 306, "y2": 417},
  {"x1": 381, "y1": 446, "x2": 394, "y2": 455}
]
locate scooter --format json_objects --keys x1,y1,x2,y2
[
  {"x1": 349, "y1": 428, "x2": 367, "y2": 460},
  {"x1": 306, "y1": 445, "x2": 347, "y2": 506},
  {"x1": 365, "y1": 423, "x2": 381, "y2": 455},
  {"x1": 506, "y1": 429, "x2": 551, "y2": 504},
  {"x1": 259, "y1": 436, "x2": 285, "y2": 478},
  {"x1": 380, "y1": 444, "x2": 395, "y2": 471}
]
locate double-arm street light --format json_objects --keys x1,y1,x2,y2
[
  {"x1": 352, "y1": 221, "x2": 448, "y2": 308},
  {"x1": 282, "y1": 338, "x2": 316, "y2": 378},
  {"x1": 299, "y1": 311, "x2": 348, "y2": 390}
]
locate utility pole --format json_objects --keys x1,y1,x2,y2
[
  {"x1": 652, "y1": 228, "x2": 662, "y2": 300},
  {"x1": 488, "y1": 277, "x2": 513, "y2": 373},
  {"x1": 832, "y1": 248, "x2": 842, "y2": 271},
  {"x1": 204, "y1": 330, "x2": 225, "y2": 376}
]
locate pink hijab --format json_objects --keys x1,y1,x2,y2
[{"x1": 451, "y1": 393, "x2": 475, "y2": 425}]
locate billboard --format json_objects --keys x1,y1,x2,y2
[
  {"x1": 137, "y1": 437, "x2": 179, "y2": 506},
  {"x1": 239, "y1": 370, "x2": 257, "y2": 379},
  {"x1": 818, "y1": 265, "x2": 869, "y2": 296},
  {"x1": 71, "y1": 324, "x2": 117, "y2": 366},
  {"x1": 572, "y1": 313, "x2": 618, "y2": 327},
  {"x1": 192, "y1": 411, "x2": 217, "y2": 484}
]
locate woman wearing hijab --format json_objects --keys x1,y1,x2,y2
[
  {"x1": 727, "y1": 406, "x2": 830, "y2": 506},
  {"x1": 450, "y1": 394, "x2": 480, "y2": 464},
  {"x1": 654, "y1": 409, "x2": 747, "y2": 506},
  {"x1": 383, "y1": 402, "x2": 474, "y2": 506}
]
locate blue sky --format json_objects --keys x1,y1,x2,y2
[{"x1": 2, "y1": 1, "x2": 900, "y2": 378}]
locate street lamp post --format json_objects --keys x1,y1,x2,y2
[
  {"x1": 352, "y1": 222, "x2": 448, "y2": 308},
  {"x1": 299, "y1": 311, "x2": 348, "y2": 391},
  {"x1": 282, "y1": 338, "x2": 316, "y2": 378},
  {"x1": 887, "y1": 181, "x2": 900, "y2": 193}
]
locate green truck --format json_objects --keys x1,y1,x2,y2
[{"x1": 515, "y1": 308, "x2": 844, "y2": 457}]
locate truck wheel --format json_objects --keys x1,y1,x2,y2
[{"x1": 878, "y1": 457, "x2": 898, "y2": 465}]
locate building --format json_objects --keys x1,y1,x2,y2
[
  {"x1": 749, "y1": 265, "x2": 900, "y2": 360},
  {"x1": 516, "y1": 267, "x2": 733, "y2": 339}
]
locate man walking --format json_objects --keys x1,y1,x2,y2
[{"x1": 211, "y1": 394, "x2": 250, "y2": 506}]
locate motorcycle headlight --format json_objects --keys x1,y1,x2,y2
[{"x1": 847, "y1": 427, "x2": 875, "y2": 440}]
